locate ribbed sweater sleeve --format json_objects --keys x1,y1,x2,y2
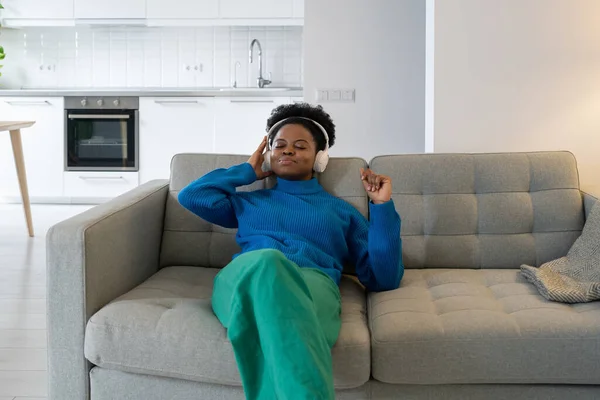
[
  {"x1": 178, "y1": 162, "x2": 257, "y2": 228},
  {"x1": 348, "y1": 200, "x2": 404, "y2": 292}
]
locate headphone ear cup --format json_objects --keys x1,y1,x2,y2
[
  {"x1": 261, "y1": 150, "x2": 272, "y2": 172},
  {"x1": 313, "y1": 150, "x2": 329, "y2": 173}
]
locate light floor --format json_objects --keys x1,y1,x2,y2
[{"x1": 0, "y1": 203, "x2": 93, "y2": 400}]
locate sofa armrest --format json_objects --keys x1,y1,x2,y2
[
  {"x1": 582, "y1": 187, "x2": 599, "y2": 221},
  {"x1": 47, "y1": 179, "x2": 169, "y2": 400}
]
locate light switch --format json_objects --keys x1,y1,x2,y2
[
  {"x1": 341, "y1": 89, "x2": 355, "y2": 101},
  {"x1": 317, "y1": 89, "x2": 329, "y2": 101},
  {"x1": 329, "y1": 90, "x2": 341, "y2": 101}
]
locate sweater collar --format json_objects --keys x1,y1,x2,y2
[{"x1": 274, "y1": 176, "x2": 323, "y2": 194}]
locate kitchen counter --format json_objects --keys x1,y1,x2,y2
[{"x1": 0, "y1": 87, "x2": 304, "y2": 98}]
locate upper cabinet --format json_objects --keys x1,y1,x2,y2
[
  {"x1": 292, "y1": 0, "x2": 304, "y2": 18},
  {"x1": 1, "y1": 0, "x2": 74, "y2": 20},
  {"x1": 74, "y1": 0, "x2": 146, "y2": 19},
  {"x1": 220, "y1": 0, "x2": 293, "y2": 19},
  {"x1": 147, "y1": 0, "x2": 219, "y2": 19},
  {"x1": 1, "y1": 0, "x2": 304, "y2": 26}
]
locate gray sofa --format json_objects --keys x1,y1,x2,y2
[{"x1": 47, "y1": 151, "x2": 600, "y2": 400}]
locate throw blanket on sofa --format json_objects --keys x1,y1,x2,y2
[{"x1": 520, "y1": 203, "x2": 600, "y2": 303}]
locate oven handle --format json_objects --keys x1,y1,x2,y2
[{"x1": 68, "y1": 114, "x2": 130, "y2": 119}]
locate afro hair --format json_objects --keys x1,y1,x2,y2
[{"x1": 266, "y1": 102, "x2": 336, "y2": 152}]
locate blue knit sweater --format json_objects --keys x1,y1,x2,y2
[{"x1": 178, "y1": 162, "x2": 403, "y2": 292}]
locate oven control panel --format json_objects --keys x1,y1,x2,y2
[{"x1": 65, "y1": 96, "x2": 139, "y2": 110}]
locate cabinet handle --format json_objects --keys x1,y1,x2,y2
[
  {"x1": 79, "y1": 176, "x2": 125, "y2": 181},
  {"x1": 229, "y1": 100, "x2": 275, "y2": 104},
  {"x1": 6, "y1": 100, "x2": 51, "y2": 106},
  {"x1": 154, "y1": 100, "x2": 200, "y2": 104}
]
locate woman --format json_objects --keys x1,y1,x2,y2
[{"x1": 178, "y1": 103, "x2": 403, "y2": 400}]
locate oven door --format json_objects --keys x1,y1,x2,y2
[{"x1": 65, "y1": 109, "x2": 138, "y2": 171}]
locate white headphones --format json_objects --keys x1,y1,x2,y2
[{"x1": 261, "y1": 117, "x2": 330, "y2": 173}]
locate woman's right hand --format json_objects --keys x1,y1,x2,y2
[{"x1": 248, "y1": 136, "x2": 273, "y2": 180}]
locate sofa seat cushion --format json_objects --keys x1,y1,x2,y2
[
  {"x1": 84, "y1": 266, "x2": 370, "y2": 389},
  {"x1": 369, "y1": 269, "x2": 600, "y2": 385}
]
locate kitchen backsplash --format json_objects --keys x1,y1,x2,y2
[{"x1": 0, "y1": 26, "x2": 303, "y2": 89}]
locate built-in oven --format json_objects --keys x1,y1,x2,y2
[{"x1": 65, "y1": 96, "x2": 139, "y2": 171}]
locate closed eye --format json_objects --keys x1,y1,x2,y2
[{"x1": 273, "y1": 140, "x2": 310, "y2": 149}]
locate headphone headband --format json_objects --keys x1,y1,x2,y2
[{"x1": 267, "y1": 117, "x2": 329, "y2": 149}]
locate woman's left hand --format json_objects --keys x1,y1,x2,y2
[{"x1": 360, "y1": 168, "x2": 392, "y2": 204}]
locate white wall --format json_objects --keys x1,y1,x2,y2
[
  {"x1": 304, "y1": 0, "x2": 425, "y2": 162},
  {"x1": 431, "y1": 0, "x2": 600, "y2": 189},
  {"x1": 0, "y1": 26, "x2": 303, "y2": 89},
  {"x1": 424, "y1": 0, "x2": 435, "y2": 153}
]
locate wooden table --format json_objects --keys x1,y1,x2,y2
[{"x1": 1, "y1": 121, "x2": 36, "y2": 237}]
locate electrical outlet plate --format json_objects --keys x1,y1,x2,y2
[
  {"x1": 329, "y1": 90, "x2": 341, "y2": 101},
  {"x1": 317, "y1": 89, "x2": 329, "y2": 101},
  {"x1": 316, "y1": 88, "x2": 355, "y2": 102},
  {"x1": 341, "y1": 89, "x2": 354, "y2": 101}
]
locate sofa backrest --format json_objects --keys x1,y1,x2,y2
[
  {"x1": 369, "y1": 151, "x2": 585, "y2": 269},
  {"x1": 160, "y1": 153, "x2": 368, "y2": 272}
]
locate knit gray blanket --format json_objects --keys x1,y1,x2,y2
[{"x1": 520, "y1": 203, "x2": 600, "y2": 303}]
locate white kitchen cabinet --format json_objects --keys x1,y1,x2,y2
[
  {"x1": 139, "y1": 98, "x2": 215, "y2": 184},
  {"x1": 219, "y1": 0, "x2": 294, "y2": 19},
  {"x1": 146, "y1": 0, "x2": 219, "y2": 19},
  {"x1": 214, "y1": 97, "x2": 291, "y2": 156},
  {"x1": 63, "y1": 171, "x2": 139, "y2": 199},
  {"x1": 74, "y1": 0, "x2": 145, "y2": 19},
  {"x1": 2, "y1": 0, "x2": 303, "y2": 26},
  {"x1": 0, "y1": 97, "x2": 64, "y2": 200},
  {"x1": 292, "y1": 0, "x2": 304, "y2": 18},
  {"x1": 1, "y1": 0, "x2": 74, "y2": 19}
]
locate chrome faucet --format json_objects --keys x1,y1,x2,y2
[{"x1": 249, "y1": 39, "x2": 271, "y2": 88}]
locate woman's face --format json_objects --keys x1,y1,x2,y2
[{"x1": 269, "y1": 123, "x2": 317, "y2": 181}]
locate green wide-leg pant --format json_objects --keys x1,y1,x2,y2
[{"x1": 212, "y1": 249, "x2": 342, "y2": 400}]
